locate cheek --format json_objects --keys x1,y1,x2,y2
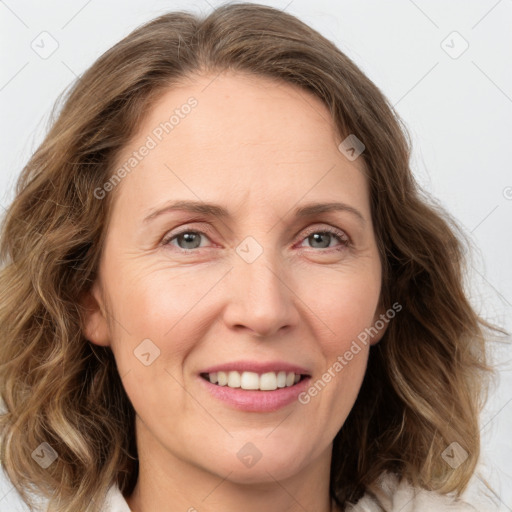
[
  {"x1": 108, "y1": 260, "x2": 228, "y2": 346},
  {"x1": 295, "y1": 263, "x2": 381, "y2": 349},
  {"x1": 105, "y1": 266, "x2": 197, "y2": 421}
]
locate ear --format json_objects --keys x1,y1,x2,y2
[
  {"x1": 369, "y1": 301, "x2": 390, "y2": 346},
  {"x1": 79, "y1": 281, "x2": 111, "y2": 347}
]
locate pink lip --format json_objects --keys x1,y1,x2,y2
[
  {"x1": 198, "y1": 374, "x2": 312, "y2": 412},
  {"x1": 199, "y1": 360, "x2": 311, "y2": 375}
]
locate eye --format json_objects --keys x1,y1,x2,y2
[
  {"x1": 298, "y1": 226, "x2": 351, "y2": 251},
  {"x1": 162, "y1": 230, "x2": 211, "y2": 251}
]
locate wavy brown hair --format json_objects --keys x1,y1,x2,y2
[{"x1": 0, "y1": 3, "x2": 504, "y2": 511}]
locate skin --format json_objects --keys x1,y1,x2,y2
[{"x1": 82, "y1": 70, "x2": 388, "y2": 512}]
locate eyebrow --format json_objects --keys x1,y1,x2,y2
[{"x1": 143, "y1": 199, "x2": 366, "y2": 224}]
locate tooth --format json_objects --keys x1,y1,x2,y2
[
  {"x1": 240, "y1": 371, "x2": 260, "y2": 390},
  {"x1": 260, "y1": 372, "x2": 277, "y2": 391},
  {"x1": 210, "y1": 371, "x2": 302, "y2": 390},
  {"x1": 276, "y1": 371, "x2": 287, "y2": 388},
  {"x1": 228, "y1": 371, "x2": 241, "y2": 388}
]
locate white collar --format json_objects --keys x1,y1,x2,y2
[{"x1": 101, "y1": 484, "x2": 131, "y2": 512}]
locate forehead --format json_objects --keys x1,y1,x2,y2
[{"x1": 110, "y1": 71, "x2": 369, "y2": 217}]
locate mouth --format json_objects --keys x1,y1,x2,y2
[
  {"x1": 200, "y1": 371, "x2": 310, "y2": 391},
  {"x1": 198, "y1": 370, "x2": 312, "y2": 412}
]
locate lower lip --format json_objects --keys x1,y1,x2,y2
[{"x1": 198, "y1": 375, "x2": 312, "y2": 412}]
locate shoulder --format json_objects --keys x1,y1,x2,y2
[
  {"x1": 100, "y1": 484, "x2": 132, "y2": 512},
  {"x1": 345, "y1": 472, "x2": 478, "y2": 512}
]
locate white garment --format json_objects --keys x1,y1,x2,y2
[
  {"x1": 345, "y1": 471, "x2": 478, "y2": 511},
  {"x1": 101, "y1": 471, "x2": 477, "y2": 511},
  {"x1": 101, "y1": 484, "x2": 132, "y2": 512}
]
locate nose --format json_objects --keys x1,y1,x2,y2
[{"x1": 222, "y1": 249, "x2": 299, "y2": 338}]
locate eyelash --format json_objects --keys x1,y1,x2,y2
[{"x1": 161, "y1": 225, "x2": 351, "y2": 253}]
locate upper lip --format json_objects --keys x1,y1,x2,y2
[{"x1": 199, "y1": 360, "x2": 311, "y2": 376}]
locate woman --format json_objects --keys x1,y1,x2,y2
[{"x1": 0, "y1": 3, "x2": 503, "y2": 511}]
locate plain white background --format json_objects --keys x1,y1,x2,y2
[{"x1": 0, "y1": 0, "x2": 511, "y2": 510}]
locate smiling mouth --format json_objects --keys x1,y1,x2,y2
[{"x1": 200, "y1": 371, "x2": 310, "y2": 391}]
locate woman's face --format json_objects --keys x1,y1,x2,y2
[{"x1": 83, "y1": 71, "x2": 386, "y2": 484}]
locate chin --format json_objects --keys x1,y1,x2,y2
[
  {"x1": 214, "y1": 461, "x2": 302, "y2": 485},
  {"x1": 197, "y1": 446, "x2": 309, "y2": 485}
]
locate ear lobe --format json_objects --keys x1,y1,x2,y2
[
  {"x1": 369, "y1": 304, "x2": 390, "y2": 346},
  {"x1": 79, "y1": 281, "x2": 111, "y2": 347}
]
